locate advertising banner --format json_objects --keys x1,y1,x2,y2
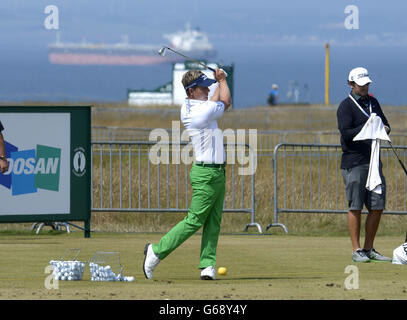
[{"x1": 0, "y1": 107, "x2": 91, "y2": 237}]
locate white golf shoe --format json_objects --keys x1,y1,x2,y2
[
  {"x1": 143, "y1": 243, "x2": 160, "y2": 279},
  {"x1": 200, "y1": 266, "x2": 216, "y2": 280}
]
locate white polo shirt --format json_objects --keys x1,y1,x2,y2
[{"x1": 180, "y1": 98, "x2": 225, "y2": 164}]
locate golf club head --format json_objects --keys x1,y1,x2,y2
[{"x1": 158, "y1": 46, "x2": 167, "y2": 57}]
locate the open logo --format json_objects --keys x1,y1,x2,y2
[{"x1": 72, "y1": 147, "x2": 86, "y2": 177}]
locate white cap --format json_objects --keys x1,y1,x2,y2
[{"x1": 348, "y1": 67, "x2": 372, "y2": 86}]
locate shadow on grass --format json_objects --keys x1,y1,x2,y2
[{"x1": 218, "y1": 276, "x2": 323, "y2": 281}]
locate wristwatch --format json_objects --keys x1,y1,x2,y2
[{"x1": 0, "y1": 156, "x2": 7, "y2": 161}]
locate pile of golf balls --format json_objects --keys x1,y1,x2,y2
[
  {"x1": 89, "y1": 262, "x2": 134, "y2": 282},
  {"x1": 50, "y1": 260, "x2": 85, "y2": 281}
]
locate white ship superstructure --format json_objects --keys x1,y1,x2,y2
[{"x1": 163, "y1": 23, "x2": 216, "y2": 59}]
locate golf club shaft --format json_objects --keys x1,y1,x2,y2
[
  {"x1": 165, "y1": 47, "x2": 215, "y2": 72},
  {"x1": 389, "y1": 141, "x2": 407, "y2": 176}
]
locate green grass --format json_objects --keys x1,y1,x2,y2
[
  {"x1": 0, "y1": 231, "x2": 406, "y2": 300},
  {"x1": 2, "y1": 104, "x2": 407, "y2": 301}
]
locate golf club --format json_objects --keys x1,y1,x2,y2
[
  {"x1": 388, "y1": 141, "x2": 407, "y2": 176},
  {"x1": 158, "y1": 46, "x2": 216, "y2": 72}
]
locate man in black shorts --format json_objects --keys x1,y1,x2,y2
[{"x1": 337, "y1": 67, "x2": 392, "y2": 263}]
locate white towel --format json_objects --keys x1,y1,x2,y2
[
  {"x1": 392, "y1": 242, "x2": 407, "y2": 265},
  {"x1": 353, "y1": 113, "x2": 390, "y2": 194}
]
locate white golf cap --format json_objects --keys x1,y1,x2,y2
[{"x1": 348, "y1": 67, "x2": 372, "y2": 86}]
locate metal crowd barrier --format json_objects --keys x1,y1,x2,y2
[
  {"x1": 268, "y1": 143, "x2": 407, "y2": 233},
  {"x1": 92, "y1": 126, "x2": 151, "y2": 142},
  {"x1": 91, "y1": 126, "x2": 407, "y2": 156},
  {"x1": 91, "y1": 141, "x2": 261, "y2": 233}
]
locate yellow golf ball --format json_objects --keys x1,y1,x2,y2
[{"x1": 218, "y1": 267, "x2": 227, "y2": 276}]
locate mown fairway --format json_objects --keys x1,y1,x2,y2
[{"x1": 0, "y1": 231, "x2": 406, "y2": 300}]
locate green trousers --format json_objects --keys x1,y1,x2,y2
[{"x1": 152, "y1": 164, "x2": 226, "y2": 269}]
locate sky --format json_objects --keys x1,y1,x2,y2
[
  {"x1": 0, "y1": 0, "x2": 406, "y2": 106},
  {"x1": 1, "y1": 0, "x2": 406, "y2": 51}
]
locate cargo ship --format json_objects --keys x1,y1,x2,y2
[{"x1": 48, "y1": 24, "x2": 217, "y2": 66}]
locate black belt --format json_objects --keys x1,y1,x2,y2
[{"x1": 195, "y1": 162, "x2": 225, "y2": 168}]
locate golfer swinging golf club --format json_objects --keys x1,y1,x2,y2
[
  {"x1": 143, "y1": 68, "x2": 231, "y2": 280},
  {"x1": 337, "y1": 67, "x2": 392, "y2": 263}
]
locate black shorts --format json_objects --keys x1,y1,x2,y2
[{"x1": 341, "y1": 163, "x2": 386, "y2": 211}]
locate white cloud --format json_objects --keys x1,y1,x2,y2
[
  {"x1": 213, "y1": 31, "x2": 407, "y2": 48},
  {"x1": 318, "y1": 22, "x2": 345, "y2": 30}
]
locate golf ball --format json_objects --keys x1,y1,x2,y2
[
  {"x1": 218, "y1": 267, "x2": 227, "y2": 276},
  {"x1": 50, "y1": 260, "x2": 84, "y2": 281}
]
